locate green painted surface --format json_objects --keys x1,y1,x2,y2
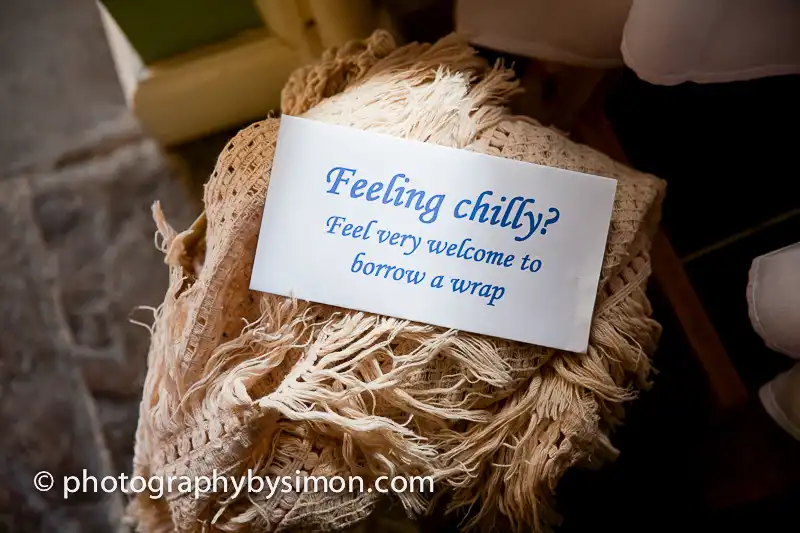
[{"x1": 101, "y1": 0, "x2": 265, "y2": 64}]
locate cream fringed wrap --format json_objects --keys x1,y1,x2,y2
[{"x1": 131, "y1": 31, "x2": 664, "y2": 533}]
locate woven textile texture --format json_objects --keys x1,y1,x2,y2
[{"x1": 130, "y1": 31, "x2": 665, "y2": 533}]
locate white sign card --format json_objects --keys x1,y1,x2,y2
[{"x1": 251, "y1": 116, "x2": 617, "y2": 352}]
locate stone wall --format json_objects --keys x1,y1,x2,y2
[{"x1": 0, "y1": 1, "x2": 198, "y2": 530}]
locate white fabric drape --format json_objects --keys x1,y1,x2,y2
[{"x1": 456, "y1": 0, "x2": 800, "y2": 84}]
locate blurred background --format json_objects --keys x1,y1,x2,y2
[{"x1": 0, "y1": 1, "x2": 798, "y2": 532}]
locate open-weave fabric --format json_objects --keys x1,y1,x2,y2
[{"x1": 130, "y1": 31, "x2": 664, "y2": 533}]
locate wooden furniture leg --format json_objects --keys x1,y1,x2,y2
[{"x1": 650, "y1": 230, "x2": 748, "y2": 410}]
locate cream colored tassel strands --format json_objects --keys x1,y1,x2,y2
[{"x1": 130, "y1": 31, "x2": 665, "y2": 533}]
